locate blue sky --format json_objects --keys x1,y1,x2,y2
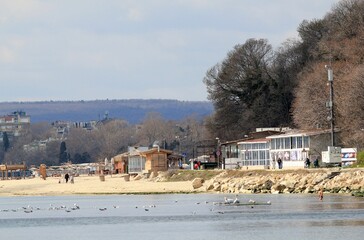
[{"x1": 0, "y1": 0, "x2": 340, "y2": 102}]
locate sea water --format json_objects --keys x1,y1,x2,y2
[{"x1": 0, "y1": 194, "x2": 363, "y2": 240}]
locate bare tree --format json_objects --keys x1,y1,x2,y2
[
  {"x1": 29, "y1": 122, "x2": 53, "y2": 140},
  {"x1": 339, "y1": 66, "x2": 364, "y2": 148},
  {"x1": 292, "y1": 63, "x2": 331, "y2": 129},
  {"x1": 66, "y1": 128, "x2": 100, "y2": 162},
  {"x1": 95, "y1": 119, "x2": 134, "y2": 159},
  {"x1": 203, "y1": 38, "x2": 284, "y2": 140},
  {"x1": 137, "y1": 112, "x2": 168, "y2": 146}
]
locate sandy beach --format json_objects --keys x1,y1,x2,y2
[{"x1": 0, "y1": 175, "x2": 196, "y2": 196}]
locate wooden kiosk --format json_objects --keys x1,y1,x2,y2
[{"x1": 0, "y1": 162, "x2": 27, "y2": 180}]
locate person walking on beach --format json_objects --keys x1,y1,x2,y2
[
  {"x1": 65, "y1": 173, "x2": 70, "y2": 183},
  {"x1": 318, "y1": 188, "x2": 324, "y2": 201}
]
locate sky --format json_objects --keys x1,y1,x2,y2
[{"x1": 0, "y1": 0, "x2": 341, "y2": 102}]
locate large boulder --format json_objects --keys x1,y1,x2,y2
[
  {"x1": 213, "y1": 182, "x2": 222, "y2": 191},
  {"x1": 271, "y1": 183, "x2": 286, "y2": 194},
  {"x1": 205, "y1": 183, "x2": 214, "y2": 191},
  {"x1": 192, "y1": 178, "x2": 204, "y2": 189}
]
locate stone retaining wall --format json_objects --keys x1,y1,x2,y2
[{"x1": 203, "y1": 168, "x2": 364, "y2": 195}]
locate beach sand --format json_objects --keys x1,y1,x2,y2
[{"x1": 0, "y1": 175, "x2": 196, "y2": 196}]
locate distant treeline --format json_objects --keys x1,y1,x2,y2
[{"x1": 0, "y1": 99, "x2": 213, "y2": 123}]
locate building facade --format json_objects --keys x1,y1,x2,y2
[
  {"x1": 221, "y1": 129, "x2": 332, "y2": 169},
  {"x1": 0, "y1": 111, "x2": 30, "y2": 138},
  {"x1": 113, "y1": 146, "x2": 172, "y2": 175}
]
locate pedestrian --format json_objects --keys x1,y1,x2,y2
[
  {"x1": 318, "y1": 188, "x2": 324, "y2": 201},
  {"x1": 277, "y1": 158, "x2": 282, "y2": 169},
  {"x1": 65, "y1": 173, "x2": 70, "y2": 183},
  {"x1": 305, "y1": 158, "x2": 311, "y2": 168},
  {"x1": 314, "y1": 158, "x2": 319, "y2": 168},
  {"x1": 70, "y1": 175, "x2": 74, "y2": 184},
  {"x1": 271, "y1": 159, "x2": 276, "y2": 169}
]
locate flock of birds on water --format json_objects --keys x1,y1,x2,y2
[{"x1": 0, "y1": 195, "x2": 271, "y2": 215}]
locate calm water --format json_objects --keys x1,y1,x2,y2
[{"x1": 0, "y1": 193, "x2": 363, "y2": 240}]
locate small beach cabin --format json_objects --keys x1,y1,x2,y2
[
  {"x1": 113, "y1": 146, "x2": 172, "y2": 175},
  {"x1": 112, "y1": 153, "x2": 129, "y2": 174}
]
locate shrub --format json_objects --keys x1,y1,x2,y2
[{"x1": 355, "y1": 151, "x2": 364, "y2": 167}]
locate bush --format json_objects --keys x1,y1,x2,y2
[{"x1": 355, "y1": 151, "x2": 364, "y2": 167}]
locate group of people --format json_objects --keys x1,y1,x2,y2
[
  {"x1": 193, "y1": 161, "x2": 202, "y2": 170},
  {"x1": 271, "y1": 158, "x2": 283, "y2": 169},
  {"x1": 58, "y1": 173, "x2": 74, "y2": 184},
  {"x1": 271, "y1": 157, "x2": 320, "y2": 169},
  {"x1": 305, "y1": 158, "x2": 320, "y2": 168}
]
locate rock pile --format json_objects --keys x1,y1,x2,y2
[{"x1": 202, "y1": 168, "x2": 364, "y2": 196}]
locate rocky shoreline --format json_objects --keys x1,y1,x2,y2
[{"x1": 189, "y1": 168, "x2": 364, "y2": 197}]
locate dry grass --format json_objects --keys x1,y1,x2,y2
[
  {"x1": 165, "y1": 170, "x2": 223, "y2": 182},
  {"x1": 164, "y1": 168, "x2": 329, "y2": 182}
]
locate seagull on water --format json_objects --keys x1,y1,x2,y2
[
  {"x1": 224, "y1": 197, "x2": 234, "y2": 204},
  {"x1": 248, "y1": 199, "x2": 255, "y2": 204},
  {"x1": 71, "y1": 203, "x2": 80, "y2": 210},
  {"x1": 24, "y1": 209, "x2": 33, "y2": 213}
]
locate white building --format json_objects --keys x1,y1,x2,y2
[{"x1": 221, "y1": 129, "x2": 333, "y2": 169}]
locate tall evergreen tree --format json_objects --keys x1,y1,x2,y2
[
  {"x1": 2, "y1": 132, "x2": 10, "y2": 152},
  {"x1": 59, "y1": 141, "x2": 68, "y2": 163}
]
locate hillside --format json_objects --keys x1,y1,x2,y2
[{"x1": 0, "y1": 99, "x2": 214, "y2": 123}]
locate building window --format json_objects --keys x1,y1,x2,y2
[
  {"x1": 241, "y1": 142, "x2": 270, "y2": 166},
  {"x1": 128, "y1": 156, "x2": 146, "y2": 173},
  {"x1": 284, "y1": 137, "x2": 291, "y2": 149},
  {"x1": 303, "y1": 136, "x2": 309, "y2": 148},
  {"x1": 297, "y1": 137, "x2": 303, "y2": 149},
  {"x1": 291, "y1": 137, "x2": 297, "y2": 149}
]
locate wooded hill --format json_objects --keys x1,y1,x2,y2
[
  {"x1": 0, "y1": 99, "x2": 213, "y2": 123},
  {"x1": 204, "y1": 0, "x2": 364, "y2": 149}
]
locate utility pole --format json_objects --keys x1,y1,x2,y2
[{"x1": 326, "y1": 65, "x2": 334, "y2": 146}]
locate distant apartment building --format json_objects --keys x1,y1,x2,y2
[
  {"x1": 0, "y1": 111, "x2": 30, "y2": 139},
  {"x1": 23, "y1": 140, "x2": 48, "y2": 152},
  {"x1": 51, "y1": 120, "x2": 99, "y2": 139}
]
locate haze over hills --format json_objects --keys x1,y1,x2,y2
[{"x1": 0, "y1": 99, "x2": 214, "y2": 123}]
